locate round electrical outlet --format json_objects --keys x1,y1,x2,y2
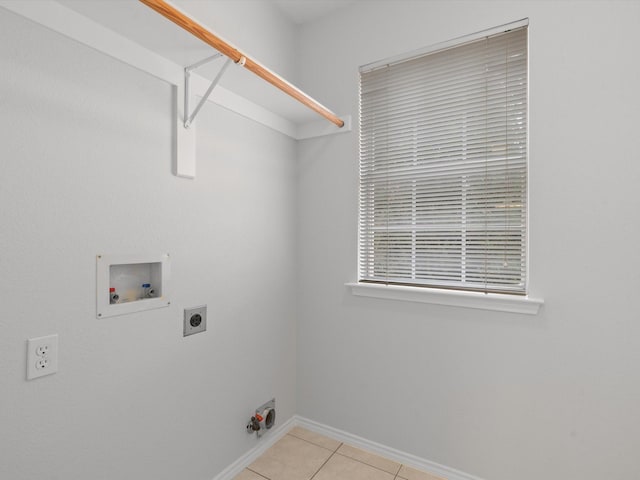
[{"x1": 190, "y1": 314, "x2": 202, "y2": 327}]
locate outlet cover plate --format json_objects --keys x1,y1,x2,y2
[
  {"x1": 27, "y1": 334, "x2": 58, "y2": 380},
  {"x1": 184, "y1": 305, "x2": 206, "y2": 337}
]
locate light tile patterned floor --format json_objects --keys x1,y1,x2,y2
[{"x1": 233, "y1": 426, "x2": 445, "y2": 480}]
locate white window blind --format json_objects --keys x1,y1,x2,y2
[{"x1": 358, "y1": 25, "x2": 528, "y2": 294}]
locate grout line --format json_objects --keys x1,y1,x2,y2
[
  {"x1": 289, "y1": 427, "x2": 402, "y2": 476},
  {"x1": 308, "y1": 443, "x2": 342, "y2": 480},
  {"x1": 291, "y1": 429, "x2": 404, "y2": 478},
  {"x1": 295, "y1": 417, "x2": 464, "y2": 480},
  {"x1": 246, "y1": 467, "x2": 271, "y2": 480},
  {"x1": 334, "y1": 451, "x2": 402, "y2": 477},
  {"x1": 286, "y1": 432, "x2": 339, "y2": 453},
  {"x1": 246, "y1": 433, "x2": 432, "y2": 480}
]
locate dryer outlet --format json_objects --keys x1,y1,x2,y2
[{"x1": 184, "y1": 305, "x2": 207, "y2": 336}]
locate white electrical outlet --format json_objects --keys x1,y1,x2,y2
[
  {"x1": 35, "y1": 358, "x2": 50, "y2": 370},
  {"x1": 36, "y1": 344, "x2": 50, "y2": 356},
  {"x1": 27, "y1": 334, "x2": 58, "y2": 380}
]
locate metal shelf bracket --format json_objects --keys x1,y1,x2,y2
[{"x1": 184, "y1": 53, "x2": 234, "y2": 128}]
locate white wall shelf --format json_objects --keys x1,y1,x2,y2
[{"x1": 0, "y1": 0, "x2": 352, "y2": 179}]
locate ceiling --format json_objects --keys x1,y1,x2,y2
[{"x1": 273, "y1": 0, "x2": 357, "y2": 25}]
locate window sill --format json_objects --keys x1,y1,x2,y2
[{"x1": 345, "y1": 282, "x2": 543, "y2": 315}]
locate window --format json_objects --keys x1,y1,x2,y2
[{"x1": 358, "y1": 22, "x2": 528, "y2": 295}]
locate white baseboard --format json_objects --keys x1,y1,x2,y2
[
  {"x1": 211, "y1": 415, "x2": 485, "y2": 480},
  {"x1": 211, "y1": 415, "x2": 296, "y2": 480},
  {"x1": 295, "y1": 416, "x2": 485, "y2": 480}
]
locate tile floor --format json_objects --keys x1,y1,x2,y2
[{"x1": 233, "y1": 426, "x2": 445, "y2": 480}]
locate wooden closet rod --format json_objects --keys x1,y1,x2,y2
[{"x1": 139, "y1": 0, "x2": 345, "y2": 128}]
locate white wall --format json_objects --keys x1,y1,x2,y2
[
  {"x1": 0, "y1": 4, "x2": 297, "y2": 480},
  {"x1": 4, "y1": 2, "x2": 640, "y2": 479},
  {"x1": 295, "y1": 1, "x2": 640, "y2": 480}
]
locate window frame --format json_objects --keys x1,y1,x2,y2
[{"x1": 351, "y1": 19, "x2": 542, "y2": 313}]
